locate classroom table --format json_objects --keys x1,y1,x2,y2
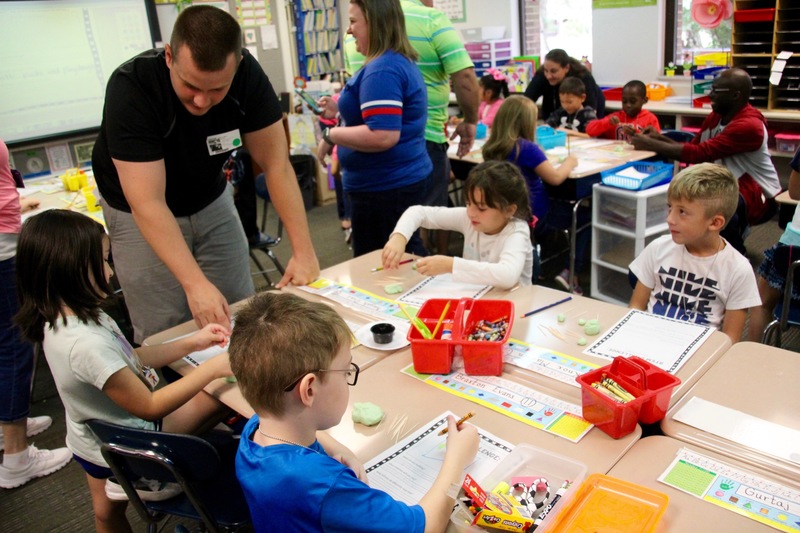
[
  {"x1": 606, "y1": 435, "x2": 798, "y2": 532},
  {"x1": 661, "y1": 341, "x2": 800, "y2": 482},
  {"x1": 776, "y1": 190, "x2": 798, "y2": 230},
  {"x1": 326, "y1": 342, "x2": 641, "y2": 479},
  {"x1": 19, "y1": 170, "x2": 105, "y2": 224},
  {"x1": 290, "y1": 250, "x2": 733, "y2": 411}
]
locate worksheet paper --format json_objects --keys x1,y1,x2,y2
[
  {"x1": 298, "y1": 278, "x2": 410, "y2": 323},
  {"x1": 672, "y1": 397, "x2": 800, "y2": 467},
  {"x1": 582, "y1": 310, "x2": 713, "y2": 373},
  {"x1": 396, "y1": 274, "x2": 491, "y2": 308},
  {"x1": 364, "y1": 412, "x2": 513, "y2": 506},
  {"x1": 659, "y1": 447, "x2": 800, "y2": 532},
  {"x1": 504, "y1": 339, "x2": 598, "y2": 387}
]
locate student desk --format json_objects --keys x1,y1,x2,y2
[
  {"x1": 661, "y1": 341, "x2": 800, "y2": 482},
  {"x1": 285, "y1": 250, "x2": 731, "y2": 410},
  {"x1": 325, "y1": 344, "x2": 641, "y2": 478},
  {"x1": 19, "y1": 172, "x2": 105, "y2": 224},
  {"x1": 606, "y1": 435, "x2": 795, "y2": 532},
  {"x1": 497, "y1": 284, "x2": 732, "y2": 412}
]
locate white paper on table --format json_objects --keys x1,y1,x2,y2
[
  {"x1": 364, "y1": 412, "x2": 513, "y2": 505},
  {"x1": 616, "y1": 166, "x2": 650, "y2": 180},
  {"x1": 396, "y1": 274, "x2": 491, "y2": 308},
  {"x1": 673, "y1": 397, "x2": 800, "y2": 466},
  {"x1": 582, "y1": 309, "x2": 713, "y2": 373}
]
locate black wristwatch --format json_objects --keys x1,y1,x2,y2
[{"x1": 322, "y1": 127, "x2": 335, "y2": 146}]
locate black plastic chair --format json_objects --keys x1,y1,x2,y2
[
  {"x1": 251, "y1": 172, "x2": 286, "y2": 286},
  {"x1": 762, "y1": 245, "x2": 800, "y2": 347},
  {"x1": 86, "y1": 420, "x2": 250, "y2": 533}
]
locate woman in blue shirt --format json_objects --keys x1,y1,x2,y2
[{"x1": 317, "y1": 0, "x2": 431, "y2": 257}]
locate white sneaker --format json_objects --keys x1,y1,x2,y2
[
  {"x1": 105, "y1": 477, "x2": 183, "y2": 502},
  {"x1": 0, "y1": 444, "x2": 72, "y2": 489},
  {"x1": 0, "y1": 416, "x2": 53, "y2": 452}
]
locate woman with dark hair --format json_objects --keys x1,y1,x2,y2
[
  {"x1": 317, "y1": 0, "x2": 431, "y2": 257},
  {"x1": 523, "y1": 49, "x2": 605, "y2": 119}
]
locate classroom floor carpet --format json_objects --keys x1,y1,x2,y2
[{"x1": 3, "y1": 199, "x2": 797, "y2": 532}]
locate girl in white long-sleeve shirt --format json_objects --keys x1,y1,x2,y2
[{"x1": 382, "y1": 161, "x2": 533, "y2": 289}]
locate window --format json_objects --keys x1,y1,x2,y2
[
  {"x1": 520, "y1": 0, "x2": 593, "y2": 60},
  {"x1": 665, "y1": 0, "x2": 732, "y2": 71}
]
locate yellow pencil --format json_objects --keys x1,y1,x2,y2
[
  {"x1": 431, "y1": 301, "x2": 451, "y2": 339},
  {"x1": 438, "y1": 412, "x2": 475, "y2": 436}
]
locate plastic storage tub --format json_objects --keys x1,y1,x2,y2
[
  {"x1": 547, "y1": 473, "x2": 669, "y2": 532},
  {"x1": 775, "y1": 133, "x2": 800, "y2": 154},
  {"x1": 600, "y1": 161, "x2": 673, "y2": 191},
  {"x1": 603, "y1": 86, "x2": 623, "y2": 101},
  {"x1": 536, "y1": 126, "x2": 567, "y2": 150},
  {"x1": 645, "y1": 83, "x2": 668, "y2": 101},
  {"x1": 450, "y1": 444, "x2": 588, "y2": 532},
  {"x1": 575, "y1": 356, "x2": 681, "y2": 438},
  {"x1": 693, "y1": 66, "x2": 725, "y2": 80},
  {"x1": 408, "y1": 298, "x2": 514, "y2": 376}
]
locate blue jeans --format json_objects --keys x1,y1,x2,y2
[
  {"x1": 422, "y1": 141, "x2": 451, "y2": 208},
  {"x1": 348, "y1": 179, "x2": 428, "y2": 257},
  {"x1": 0, "y1": 257, "x2": 34, "y2": 422}
]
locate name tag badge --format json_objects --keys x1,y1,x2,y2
[{"x1": 207, "y1": 129, "x2": 242, "y2": 156}]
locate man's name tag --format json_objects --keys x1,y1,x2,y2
[{"x1": 207, "y1": 129, "x2": 242, "y2": 156}]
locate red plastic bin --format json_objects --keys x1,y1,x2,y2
[
  {"x1": 602, "y1": 87, "x2": 623, "y2": 101},
  {"x1": 408, "y1": 298, "x2": 514, "y2": 376},
  {"x1": 575, "y1": 356, "x2": 681, "y2": 438},
  {"x1": 407, "y1": 298, "x2": 459, "y2": 374}
]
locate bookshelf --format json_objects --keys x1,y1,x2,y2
[{"x1": 293, "y1": 0, "x2": 343, "y2": 79}]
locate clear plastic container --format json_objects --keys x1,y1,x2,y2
[{"x1": 450, "y1": 444, "x2": 588, "y2": 532}]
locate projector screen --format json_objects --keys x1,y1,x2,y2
[{"x1": 0, "y1": 0, "x2": 160, "y2": 145}]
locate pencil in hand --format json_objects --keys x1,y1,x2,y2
[{"x1": 438, "y1": 412, "x2": 475, "y2": 436}]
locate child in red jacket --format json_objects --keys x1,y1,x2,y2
[{"x1": 586, "y1": 80, "x2": 660, "y2": 141}]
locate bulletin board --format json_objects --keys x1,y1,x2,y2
[{"x1": 434, "y1": 0, "x2": 465, "y2": 22}]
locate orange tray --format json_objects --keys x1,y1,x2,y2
[{"x1": 548, "y1": 473, "x2": 669, "y2": 532}]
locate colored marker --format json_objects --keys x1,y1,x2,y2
[
  {"x1": 438, "y1": 412, "x2": 475, "y2": 436},
  {"x1": 371, "y1": 258, "x2": 414, "y2": 272},
  {"x1": 520, "y1": 296, "x2": 572, "y2": 318},
  {"x1": 530, "y1": 480, "x2": 571, "y2": 530}
]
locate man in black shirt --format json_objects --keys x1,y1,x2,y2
[{"x1": 93, "y1": 6, "x2": 319, "y2": 342}]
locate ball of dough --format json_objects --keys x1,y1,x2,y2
[
  {"x1": 557, "y1": 313, "x2": 566, "y2": 323},
  {"x1": 577, "y1": 337, "x2": 587, "y2": 346},
  {"x1": 352, "y1": 402, "x2": 385, "y2": 426},
  {"x1": 583, "y1": 322, "x2": 601, "y2": 336},
  {"x1": 384, "y1": 283, "x2": 404, "y2": 295},
  {"x1": 577, "y1": 318, "x2": 587, "y2": 326}
]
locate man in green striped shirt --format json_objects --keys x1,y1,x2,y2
[{"x1": 344, "y1": 0, "x2": 479, "y2": 253}]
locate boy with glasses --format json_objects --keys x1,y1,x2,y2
[{"x1": 229, "y1": 292, "x2": 479, "y2": 532}]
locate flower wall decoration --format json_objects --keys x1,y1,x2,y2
[{"x1": 691, "y1": 0, "x2": 733, "y2": 29}]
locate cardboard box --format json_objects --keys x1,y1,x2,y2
[{"x1": 314, "y1": 158, "x2": 337, "y2": 207}]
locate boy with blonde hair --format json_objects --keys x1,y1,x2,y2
[
  {"x1": 230, "y1": 292, "x2": 479, "y2": 532},
  {"x1": 629, "y1": 163, "x2": 760, "y2": 342}
]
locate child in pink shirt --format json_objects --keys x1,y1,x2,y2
[{"x1": 478, "y1": 69, "x2": 510, "y2": 129}]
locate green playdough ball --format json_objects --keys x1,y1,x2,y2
[
  {"x1": 577, "y1": 318, "x2": 586, "y2": 326},
  {"x1": 557, "y1": 313, "x2": 566, "y2": 323},
  {"x1": 577, "y1": 337, "x2": 587, "y2": 346},
  {"x1": 224, "y1": 376, "x2": 237, "y2": 383},
  {"x1": 384, "y1": 283, "x2": 404, "y2": 295},
  {"x1": 352, "y1": 402, "x2": 385, "y2": 426},
  {"x1": 583, "y1": 322, "x2": 601, "y2": 336}
]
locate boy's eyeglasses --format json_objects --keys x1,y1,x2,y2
[
  {"x1": 708, "y1": 87, "x2": 733, "y2": 95},
  {"x1": 283, "y1": 362, "x2": 360, "y2": 392}
]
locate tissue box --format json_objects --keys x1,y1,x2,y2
[{"x1": 498, "y1": 62, "x2": 534, "y2": 93}]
